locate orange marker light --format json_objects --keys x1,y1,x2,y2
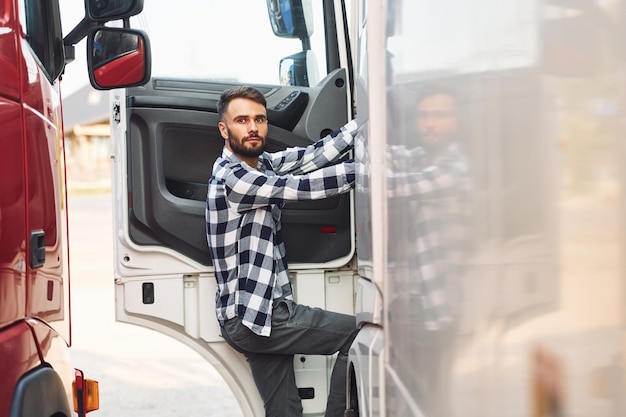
[{"x1": 73, "y1": 369, "x2": 100, "y2": 415}]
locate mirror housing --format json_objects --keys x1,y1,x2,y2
[
  {"x1": 85, "y1": 0, "x2": 143, "y2": 22},
  {"x1": 279, "y1": 50, "x2": 319, "y2": 87},
  {"x1": 87, "y1": 27, "x2": 151, "y2": 90},
  {"x1": 266, "y1": 0, "x2": 313, "y2": 38}
]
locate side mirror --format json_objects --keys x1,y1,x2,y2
[
  {"x1": 87, "y1": 27, "x2": 151, "y2": 90},
  {"x1": 266, "y1": 0, "x2": 313, "y2": 38},
  {"x1": 86, "y1": 0, "x2": 144, "y2": 22},
  {"x1": 279, "y1": 50, "x2": 319, "y2": 87}
]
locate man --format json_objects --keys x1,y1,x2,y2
[
  {"x1": 206, "y1": 86, "x2": 359, "y2": 417},
  {"x1": 415, "y1": 85, "x2": 460, "y2": 164}
]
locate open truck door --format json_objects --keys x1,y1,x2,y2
[{"x1": 107, "y1": 1, "x2": 356, "y2": 415}]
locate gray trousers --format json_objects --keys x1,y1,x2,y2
[{"x1": 221, "y1": 299, "x2": 359, "y2": 417}]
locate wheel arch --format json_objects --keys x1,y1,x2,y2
[{"x1": 9, "y1": 365, "x2": 72, "y2": 417}]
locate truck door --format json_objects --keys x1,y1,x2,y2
[
  {"x1": 19, "y1": 0, "x2": 70, "y2": 342},
  {"x1": 110, "y1": 1, "x2": 354, "y2": 416},
  {"x1": 0, "y1": 9, "x2": 26, "y2": 330}
]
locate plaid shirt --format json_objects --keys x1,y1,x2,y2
[
  {"x1": 355, "y1": 138, "x2": 470, "y2": 332},
  {"x1": 206, "y1": 120, "x2": 358, "y2": 336},
  {"x1": 389, "y1": 143, "x2": 470, "y2": 331}
]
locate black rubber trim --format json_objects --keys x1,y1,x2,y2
[{"x1": 9, "y1": 365, "x2": 72, "y2": 417}]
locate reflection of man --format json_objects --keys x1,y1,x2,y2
[
  {"x1": 412, "y1": 86, "x2": 468, "y2": 328},
  {"x1": 384, "y1": 85, "x2": 469, "y2": 329},
  {"x1": 386, "y1": 85, "x2": 470, "y2": 417},
  {"x1": 93, "y1": 32, "x2": 103, "y2": 57},
  {"x1": 416, "y1": 88, "x2": 459, "y2": 162}
]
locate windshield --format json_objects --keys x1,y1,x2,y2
[{"x1": 130, "y1": 0, "x2": 328, "y2": 86}]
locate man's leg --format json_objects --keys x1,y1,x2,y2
[
  {"x1": 247, "y1": 352, "x2": 303, "y2": 417},
  {"x1": 274, "y1": 301, "x2": 357, "y2": 417},
  {"x1": 222, "y1": 299, "x2": 359, "y2": 417},
  {"x1": 325, "y1": 346, "x2": 350, "y2": 417}
]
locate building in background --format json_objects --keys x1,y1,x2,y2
[{"x1": 63, "y1": 85, "x2": 111, "y2": 191}]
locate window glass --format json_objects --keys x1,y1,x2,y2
[
  {"x1": 22, "y1": 0, "x2": 50, "y2": 67},
  {"x1": 19, "y1": 0, "x2": 61, "y2": 81},
  {"x1": 130, "y1": 0, "x2": 328, "y2": 86}
]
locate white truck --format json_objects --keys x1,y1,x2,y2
[{"x1": 102, "y1": 0, "x2": 626, "y2": 416}]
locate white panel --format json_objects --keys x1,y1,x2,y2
[
  {"x1": 293, "y1": 270, "x2": 325, "y2": 308},
  {"x1": 325, "y1": 272, "x2": 356, "y2": 315},
  {"x1": 291, "y1": 270, "x2": 333, "y2": 415},
  {"x1": 198, "y1": 273, "x2": 223, "y2": 343},
  {"x1": 183, "y1": 275, "x2": 199, "y2": 338},
  {"x1": 122, "y1": 277, "x2": 184, "y2": 326},
  {"x1": 295, "y1": 354, "x2": 330, "y2": 414}
]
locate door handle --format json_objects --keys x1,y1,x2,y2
[{"x1": 30, "y1": 230, "x2": 45, "y2": 268}]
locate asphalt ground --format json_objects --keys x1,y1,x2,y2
[{"x1": 68, "y1": 192, "x2": 244, "y2": 417}]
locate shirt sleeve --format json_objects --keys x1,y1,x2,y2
[
  {"x1": 387, "y1": 152, "x2": 467, "y2": 200},
  {"x1": 269, "y1": 119, "x2": 358, "y2": 175},
  {"x1": 224, "y1": 160, "x2": 355, "y2": 213}
]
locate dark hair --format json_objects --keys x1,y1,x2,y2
[
  {"x1": 415, "y1": 83, "x2": 457, "y2": 106},
  {"x1": 217, "y1": 86, "x2": 267, "y2": 120}
]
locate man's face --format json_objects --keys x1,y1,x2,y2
[
  {"x1": 416, "y1": 93, "x2": 458, "y2": 149},
  {"x1": 219, "y1": 97, "x2": 268, "y2": 159}
]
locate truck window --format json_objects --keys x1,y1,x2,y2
[
  {"x1": 130, "y1": 0, "x2": 327, "y2": 86},
  {"x1": 19, "y1": 0, "x2": 64, "y2": 82}
]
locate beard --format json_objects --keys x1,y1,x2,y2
[
  {"x1": 421, "y1": 137, "x2": 448, "y2": 153},
  {"x1": 420, "y1": 130, "x2": 455, "y2": 153},
  {"x1": 227, "y1": 127, "x2": 266, "y2": 158}
]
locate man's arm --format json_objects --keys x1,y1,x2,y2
[
  {"x1": 387, "y1": 149, "x2": 468, "y2": 200},
  {"x1": 224, "y1": 159, "x2": 355, "y2": 213},
  {"x1": 270, "y1": 120, "x2": 358, "y2": 175}
]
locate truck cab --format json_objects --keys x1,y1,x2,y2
[
  {"x1": 106, "y1": 1, "x2": 356, "y2": 415},
  {"x1": 0, "y1": 0, "x2": 149, "y2": 415}
]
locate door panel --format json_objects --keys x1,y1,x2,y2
[
  {"x1": 115, "y1": 71, "x2": 354, "y2": 417},
  {"x1": 0, "y1": 98, "x2": 26, "y2": 329},
  {"x1": 125, "y1": 71, "x2": 352, "y2": 267}
]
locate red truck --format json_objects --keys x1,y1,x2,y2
[{"x1": 0, "y1": 0, "x2": 149, "y2": 416}]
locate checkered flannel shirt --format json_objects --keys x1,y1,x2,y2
[
  {"x1": 388, "y1": 142, "x2": 470, "y2": 331},
  {"x1": 206, "y1": 120, "x2": 358, "y2": 336}
]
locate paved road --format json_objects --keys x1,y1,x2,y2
[{"x1": 68, "y1": 193, "x2": 243, "y2": 417}]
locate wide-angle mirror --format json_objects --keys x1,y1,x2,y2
[
  {"x1": 86, "y1": 0, "x2": 143, "y2": 22},
  {"x1": 266, "y1": 0, "x2": 313, "y2": 38}
]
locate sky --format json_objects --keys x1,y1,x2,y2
[
  {"x1": 58, "y1": 0, "x2": 317, "y2": 98},
  {"x1": 60, "y1": 0, "x2": 91, "y2": 98}
]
